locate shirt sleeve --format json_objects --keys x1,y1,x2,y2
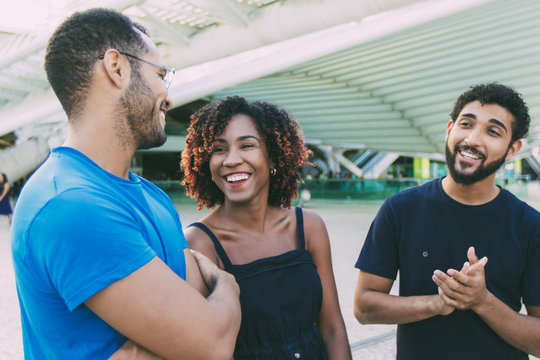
[
  {"x1": 355, "y1": 198, "x2": 400, "y2": 280},
  {"x1": 168, "y1": 197, "x2": 189, "y2": 253},
  {"x1": 27, "y1": 189, "x2": 156, "y2": 311}
]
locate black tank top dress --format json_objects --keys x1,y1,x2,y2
[{"x1": 189, "y1": 207, "x2": 328, "y2": 360}]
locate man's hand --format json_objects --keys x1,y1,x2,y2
[
  {"x1": 190, "y1": 249, "x2": 239, "y2": 295},
  {"x1": 434, "y1": 287, "x2": 455, "y2": 316},
  {"x1": 86, "y1": 255, "x2": 241, "y2": 359},
  {"x1": 433, "y1": 247, "x2": 540, "y2": 356},
  {"x1": 432, "y1": 247, "x2": 489, "y2": 311},
  {"x1": 108, "y1": 341, "x2": 162, "y2": 360}
]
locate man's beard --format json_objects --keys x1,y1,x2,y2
[
  {"x1": 118, "y1": 67, "x2": 167, "y2": 150},
  {"x1": 445, "y1": 143, "x2": 508, "y2": 185}
]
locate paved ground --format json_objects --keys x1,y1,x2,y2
[
  {"x1": 0, "y1": 217, "x2": 19, "y2": 360},
  {"x1": 1, "y1": 182, "x2": 540, "y2": 359}
]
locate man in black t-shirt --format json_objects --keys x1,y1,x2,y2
[{"x1": 354, "y1": 83, "x2": 540, "y2": 359}]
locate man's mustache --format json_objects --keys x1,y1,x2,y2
[{"x1": 454, "y1": 144, "x2": 486, "y2": 159}]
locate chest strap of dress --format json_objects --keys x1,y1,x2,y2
[
  {"x1": 188, "y1": 222, "x2": 233, "y2": 270},
  {"x1": 295, "y1": 207, "x2": 306, "y2": 249},
  {"x1": 189, "y1": 208, "x2": 306, "y2": 269}
]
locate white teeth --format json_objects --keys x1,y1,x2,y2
[
  {"x1": 461, "y1": 151, "x2": 481, "y2": 160},
  {"x1": 226, "y1": 173, "x2": 249, "y2": 182}
]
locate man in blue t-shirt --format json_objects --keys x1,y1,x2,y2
[
  {"x1": 354, "y1": 83, "x2": 540, "y2": 359},
  {"x1": 11, "y1": 9, "x2": 241, "y2": 360}
]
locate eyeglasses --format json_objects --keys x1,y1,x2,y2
[{"x1": 99, "y1": 51, "x2": 175, "y2": 89}]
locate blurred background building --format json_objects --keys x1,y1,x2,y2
[{"x1": 1, "y1": 0, "x2": 540, "y2": 199}]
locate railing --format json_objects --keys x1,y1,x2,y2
[
  {"x1": 153, "y1": 176, "x2": 536, "y2": 205},
  {"x1": 297, "y1": 178, "x2": 431, "y2": 201},
  {"x1": 153, "y1": 178, "x2": 433, "y2": 203}
]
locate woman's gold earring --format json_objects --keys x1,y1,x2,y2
[{"x1": 270, "y1": 168, "x2": 277, "y2": 176}]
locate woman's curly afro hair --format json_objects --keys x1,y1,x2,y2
[{"x1": 181, "y1": 96, "x2": 311, "y2": 210}]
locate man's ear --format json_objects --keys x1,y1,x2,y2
[
  {"x1": 101, "y1": 49, "x2": 129, "y2": 89},
  {"x1": 445, "y1": 119, "x2": 454, "y2": 142},
  {"x1": 505, "y1": 139, "x2": 522, "y2": 161}
]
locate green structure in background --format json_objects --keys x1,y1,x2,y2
[
  {"x1": 514, "y1": 159, "x2": 523, "y2": 176},
  {"x1": 413, "y1": 157, "x2": 430, "y2": 179}
]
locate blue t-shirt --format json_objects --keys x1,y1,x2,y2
[
  {"x1": 356, "y1": 178, "x2": 540, "y2": 360},
  {"x1": 11, "y1": 147, "x2": 189, "y2": 359}
]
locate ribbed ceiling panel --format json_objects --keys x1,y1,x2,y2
[{"x1": 213, "y1": 0, "x2": 540, "y2": 154}]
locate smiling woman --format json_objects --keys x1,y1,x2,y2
[
  {"x1": 180, "y1": 96, "x2": 352, "y2": 360},
  {"x1": 207, "y1": 113, "x2": 271, "y2": 205},
  {"x1": 182, "y1": 96, "x2": 309, "y2": 210}
]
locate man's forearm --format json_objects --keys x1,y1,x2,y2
[
  {"x1": 105, "y1": 273, "x2": 240, "y2": 360},
  {"x1": 474, "y1": 292, "x2": 540, "y2": 357},
  {"x1": 354, "y1": 290, "x2": 444, "y2": 325}
]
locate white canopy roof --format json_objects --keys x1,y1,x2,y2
[{"x1": 2, "y1": 0, "x2": 539, "y2": 156}]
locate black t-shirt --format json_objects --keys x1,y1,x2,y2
[{"x1": 356, "y1": 178, "x2": 540, "y2": 360}]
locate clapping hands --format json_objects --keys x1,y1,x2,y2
[{"x1": 432, "y1": 247, "x2": 489, "y2": 312}]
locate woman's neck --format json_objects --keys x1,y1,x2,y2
[{"x1": 217, "y1": 201, "x2": 278, "y2": 233}]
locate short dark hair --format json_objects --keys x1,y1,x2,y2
[
  {"x1": 45, "y1": 8, "x2": 148, "y2": 118},
  {"x1": 181, "y1": 96, "x2": 311, "y2": 209},
  {"x1": 450, "y1": 83, "x2": 530, "y2": 143}
]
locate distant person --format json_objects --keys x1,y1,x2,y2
[
  {"x1": 11, "y1": 8, "x2": 240, "y2": 359},
  {"x1": 0, "y1": 172, "x2": 12, "y2": 223},
  {"x1": 182, "y1": 96, "x2": 352, "y2": 360},
  {"x1": 354, "y1": 83, "x2": 540, "y2": 359}
]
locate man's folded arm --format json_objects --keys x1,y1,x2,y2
[{"x1": 86, "y1": 255, "x2": 241, "y2": 360}]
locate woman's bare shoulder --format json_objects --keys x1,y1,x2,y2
[
  {"x1": 184, "y1": 216, "x2": 221, "y2": 265},
  {"x1": 296, "y1": 207, "x2": 329, "y2": 252},
  {"x1": 298, "y1": 207, "x2": 326, "y2": 231}
]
